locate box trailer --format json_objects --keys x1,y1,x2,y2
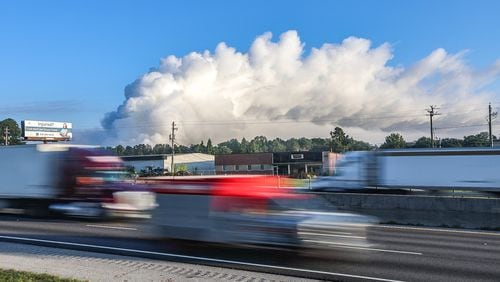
[{"x1": 312, "y1": 148, "x2": 500, "y2": 192}]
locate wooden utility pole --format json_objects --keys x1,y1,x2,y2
[
  {"x1": 426, "y1": 106, "x2": 440, "y2": 148},
  {"x1": 488, "y1": 103, "x2": 497, "y2": 147},
  {"x1": 3, "y1": 127, "x2": 9, "y2": 146},
  {"x1": 169, "y1": 121, "x2": 178, "y2": 176}
]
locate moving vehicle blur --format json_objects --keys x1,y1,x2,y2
[
  {"x1": 312, "y1": 148, "x2": 500, "y2": 193},
  {"x1": 0, "y1": 144, "x2": 156, "y2": 218},
  {"x1": 149, "y1": 176, "x2": 375, "y2": 251}
]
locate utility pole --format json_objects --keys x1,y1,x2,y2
[
  {"x1": 488, "y1": 103, "x2": 498, "y2": 147},
  {"x1": 426, "y1": 106, "x2": 440, "y2": 148},
  {"x1": 3, "y1": 127, "x2": 9, "y2": 146},
  {"x1": 169, "y1": 121, "x2": 178, "y2": 177}
]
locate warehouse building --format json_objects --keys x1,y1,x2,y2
[
  {"x1": 122, "y1": 153, "x2": 215, "y2": 175},
  {"x1": 215, "y1": 153, "x2": 274, "y2": 175}
]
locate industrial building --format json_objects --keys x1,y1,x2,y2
[
  {"x1": 122, "y1": 153, "x2": 215, "y2": 175},
  {"x1": 215, "y1": 153, "x2": 274, "y2": 175},
  {"x1": 215, "y1": 151, "x2": 341, "y2": 178}
]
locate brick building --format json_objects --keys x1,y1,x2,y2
[
  {"x1": 215, "y1": 151, "x2": 341, "y2": 178},
  {"x1": 215, "y1": 153, "x2": 274, "y2": 175}
]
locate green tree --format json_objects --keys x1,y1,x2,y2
[
  {"x1": 381, "y1": 133, "x2": 406, "y2": 149},
  {"x1": 114, "y1": 145, "x2": 125, "y2": 155},
  {"x1": 349, "y1": 139, "x2": 372, "y2": 151},
  {"x1": 413, "y1": 137, "x2": 431, "y2": 148},
  {"x1": 285, "y1": 138, "x2": 301, "y2": 151},
  {"x1": 298, "y1": 137, "x2": 312, "y2": 151},
  {"x1": 311, "y1": 138, "x2": 329, "y2": 152},
  {"x1": 463, "y1": 132, "x2": 490, "y2": 147},
  {"x1": 153, "y1": 144, "x2": 169, "y2": 154},
  {"x1": 124, "y1": 146, "x2": 134, "y2": 155},
  {"x1": 269, "y1": 138, "x2": 287, "y2": 152},
  {"x1": 199, "y1": 140, "x2": 205, "y2": 153},
  {"x1": 239, "y1": 138, "x2": 249, "y2": 153},
  {"x1": 440, "y1": 138, "x2": 463, "y2": 148},
  {"x1": 214, "y1": 145, "x2": 232, "y2": 154},
  {"x1": 218, "y1": 138, "x2": 241, "y2": 153},
  {"x1": 330, "y1": 127, "x2": 349, "y2": 153},
  {"x1": 176, "y1": 145, "x2": 191, "y2": 153},
  {"x1": 206, "y1": 139, "x2": 214, "y2": 154},
  {"x1": 133, "y1": 144, "x2": 150, "y2": 155},
  {"x1": 0, "y1": 118, "x2": 23, "y2": 145},
  {"x1": 191, "y1": 141, "x2": 205, "y2": 153},
  {"x1": 249, "y1": 136, "x2": 268, "y2": 152}
]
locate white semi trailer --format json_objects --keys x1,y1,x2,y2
[{"x1": 312, "y1": 148, "x2": 500, "y2": 192}]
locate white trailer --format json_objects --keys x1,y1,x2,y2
[
  {"x1": 0, "y1": 145, "x2": 63, "y2": 199},
  {"x1": 312, "y1": 148, "x2": 500, "y2": 192}
]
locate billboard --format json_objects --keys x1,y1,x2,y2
[{"x1": 22, "y1": 120, "x2": 72, "y2": 141}]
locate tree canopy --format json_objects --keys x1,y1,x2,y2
[
  {"x1": 105, "y1": 129, "x2": 500, "y2": 156},
  {"x1": 380, "y1": 133, "x2": 406, "y2": 149},
  {"x1": 0, "y1": 119, "x2": 23, "y2": 145}
]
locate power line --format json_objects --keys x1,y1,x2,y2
[
  {"x1": 435, "y1": 123, "x2": 489, "y2": 130},
  {"x1": 84, "y1": 106, "x2": 492, "y2": 130},
  {"x1": 24, "y1": 102, "x2": 498, "y2": 140},
  {"x1": 96, "y1": 114, "x2": 428, "y2": 130}
]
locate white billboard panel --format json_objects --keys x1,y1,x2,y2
[{"x1": 22, "y1": 120, "x2": 73, "y2": 141}]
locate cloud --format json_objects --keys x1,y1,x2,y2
[{"x1": 102, "y1": 30, "x2": 500, "y2": 145}]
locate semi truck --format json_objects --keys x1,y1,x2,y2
[
  {"x1": 312, "y1": 148, "x2": 500, "y2": 192},
  {"x1": 0, "y1": 144, "x2": 157, "y2": 218}
]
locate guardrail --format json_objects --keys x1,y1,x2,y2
[{"x1": 316, "y1": 192, "x2": 500, "y2": 229}]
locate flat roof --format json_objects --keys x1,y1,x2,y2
[{"x1": 122, "y1": 153, "x2": 214, "y2": 162}]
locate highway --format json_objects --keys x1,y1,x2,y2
[{"x1": 0, "y1": 215, "x2": 499, "y2": 282}]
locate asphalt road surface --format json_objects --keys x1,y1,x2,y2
[{"x1": 0, "y1": 215, "x2": 499, "y2": 282}]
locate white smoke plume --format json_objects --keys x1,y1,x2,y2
[{"x1": 102, "y1": 30, "x2": 500, "y2": 145}]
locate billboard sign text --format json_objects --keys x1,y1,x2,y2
[{"x1": 22, "y1": 120, "x2": 73, "y2": 141}]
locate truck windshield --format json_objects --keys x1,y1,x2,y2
[{"x1": 94, "y1": 171, "x2": 128, "y2": 182}]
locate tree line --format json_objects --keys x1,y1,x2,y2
[
  {"x1": 107, "y1": 128, "x2": 498, "y2": 156},
  {"x1": 0, "y1": 118, "x2": 496, "y2": 155}
]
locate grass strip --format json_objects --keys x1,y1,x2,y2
[{"x1": 0, "y1": 269, "x2": 83, "y2": 282}]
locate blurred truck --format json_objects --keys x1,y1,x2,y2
[
  {"x1": 149, "y1": 176, "x2": 375, "y2": 250},
  {"x1": 312, "y1": 148, "x2": 500, "y2": 192},
  {"x1": 0, "y1": 144, "x2": 156, "y2": 218}
]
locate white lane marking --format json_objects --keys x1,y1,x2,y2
[
  {"x1": 298, "y1": 232, "x2": 365, "y2": 239},
  {"x1": 0, "y1": 235, "x2": 405, "y2": 282},
  {"x1": 303, "y1": 240, "x2": 422, "y2": 255},
  {"x1": 375, "y1": 225, "x2": 500, "y2": 237},
  {"x1": 86, "y1": 224, "x2": 137, "y2": 231}
]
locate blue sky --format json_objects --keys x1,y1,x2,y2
[{"x1": 1, "y1": 0, "x2": 499, "y2": 141}]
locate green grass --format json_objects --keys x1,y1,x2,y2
[{"x1": 0, "y1": 269, "x2": 83, "y2": 282}]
